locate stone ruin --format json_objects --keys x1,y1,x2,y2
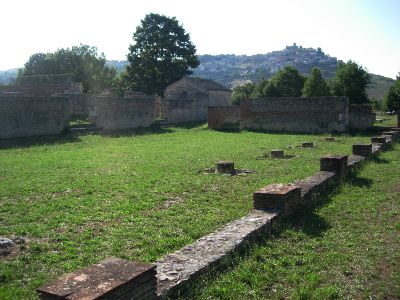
[{"x1": 33, "y1": 127, "x2": 399, "y2": 299}]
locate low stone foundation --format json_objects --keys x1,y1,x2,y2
[
  {"x1": 36, "y1": 127, "x2": 396, "y2": 300},
  {"x1": 37, "y1": 257, "x2": 157, "y2": 300},
  {"x1": 320, "y1": 155, "x2": 348, "y2": 175}
]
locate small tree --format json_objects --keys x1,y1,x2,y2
[
  {"x1": 125, "y1": 13, "x2": 199, "y2": 96},
  {"x1": 383, "y1": 73, "x2": 400, "y2": 111},
  {"x1": 231, "y1": 82, "x2": 255, "y2": 105},
  {"x1": 250, "y1": 78, "x2": 269, "y2": 98},
  {"x1": 270, "y1": 66, "x2": 306, "y2": 97},
  {"x1": 302, "y1": 67, "x2": 331, "y2": 97},
  {"x1": 262, "y1": 81, "x2": 280, "y2": 97},
  {"x1": 332, "y1": 60, "x2": 371, "y2": 104}
]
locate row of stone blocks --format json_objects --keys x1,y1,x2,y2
[{"x1": 36, "y1": 129, "x2": 399, "y2": 300}]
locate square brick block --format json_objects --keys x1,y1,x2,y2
[
  {"x1": 352, "y1": 144, "x2": 372, "y2": 157},
  {"x1": 37, "y1": 257, "x2": 157, "y2": 300},
  {"x1": 253, "y1": 184, "x2": 301, "y2": 215},
  {"x1": 320, "y1": 155, "x2": 348, "y2": 174}
]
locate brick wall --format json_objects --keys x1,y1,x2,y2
[
  {"x1": 162, "y1": 92, "x2": 208, "y2": 123},
  {"x1": 88, "y1": 95, "x2": 156, "y2": 131},
  {"x1": 349, "y1": 104, "x2": 374, "y2": 130},
  {"x1": 240, "y1": 97, "x2": 349, "y2": 133},
  {"x1": 208, "y1": 106, "x2": 240, "y2": 130},
  {"x1": 0, "y1": 95, "x2": 70, "y2": 139},
  {"x1": 0, "y1": 84, "x2": 71, "y2": 96},
  {"x1": 208, "y1": 90, "x2": 232, "y2": 106}
]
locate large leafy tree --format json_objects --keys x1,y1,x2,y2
[
  {"x1": 270, "y1": 66, "x2": 306, "y2": 97},
  {"x1": 125, "y1": 13, "x2": 199, "y2": 96},
  {"x1": 332, "y1": 60, "x2": 371, "y2": 104},
  {"x1": 302, "y1": 67, "x2": 331, "y2": 97},
  {"x1": 383, "y1": 73, "x2": 400, "y2": 111},
  {"x1": 17, "y1": 44, "x2": 116, "y2": 93}
]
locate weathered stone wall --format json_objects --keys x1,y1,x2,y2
[
  {"x1": 0, "y1": 95, "x2": 70, "y2": 139},
  {"x1": 240, "y1": 97, "x2": 349, "y2": 133},
  {"x1": 51, "y1": 93, "x2": 88, "y2": 119},
  {"x1": 162, "y1": 92, "x2": 208, "y2": 123},
  {"x1": 208, "y1": 106, "x2": 240, "y2": 130},
  {"x1": 208, "y1": 90, "x2": 232, "y2": 106},
  {"x1": 0, "y1": 83, "x2": 73, "y2": 96},
  {"x1": 88, "y1": 95, "x2": 156, "y2": 131},
  {"x1": 349, "y1": 104, "x2": 375, "y2": 130}
]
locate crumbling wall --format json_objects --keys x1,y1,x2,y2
[
  {"x1": 0, "y1": 83, "x2": 76, "y2": 96},
  {"x1": 88, "y1": 95, "x2": 156, "y2": 131},
  {"x1": 349, "y1": 104, "x2": 375, "y2": 130},
  {"x1": 0, "y1": 95, "x2": 70, "y2": 139},
  {"x1": 240, "y1": 97, "x2": 349, "y2": 133},
  {"x1": 162, "y1": 92, "x2": 208, "y2": 123},
  {"x1": 208, "y1": 90, "x2": 232, "y2": 106},
  {"x1": 208, "y1": 106, "x2": 240, "y2": 130}
]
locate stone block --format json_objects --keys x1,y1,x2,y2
[
  {"x1": 371, "y1": 136, "x2": 387, "y2": 144},
  {"x1": 302, "y1": 142, "x2": 314, "y2": 148},
  {"x1": 37, "y1": 257, "x2": 157, "y2": 300},
  {"x1": 320, "y1": 155, "x2": 348, "y2": 174},
  {"x1": 270, "y1": 150, "x2": 284, "y2": 158},
  {"x1": 352, "y1": 144, "x2": 372, "y2": 157},
  {"x1": 325, "y1": 137, "x2": 335, "y2": 141},
  {"x1": 216, "y1": 161, "x2": 235, "y2": 174},
  {"x1": 253, "y1": 184, "x2": 301, "y2": 215},
  {"x1": 382, "y1": 131, "x2": 399, "y2": 141}
]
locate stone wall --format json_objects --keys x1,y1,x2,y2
[
  {"x1": 240, "y1": 97, "x2": 349, "y2": 133},
  {"x1": 349, "y1": 104, "x2": 375, "y2": 130},
  {"x1": 208, "y1": 106, "x2": 240, "y2": 130},
  {"x1": 0, "y1": 95, "x2": 70, "y2": 139},
  {"x1": 88, "y1": 95, "x2": 156, "y2": 131},
  {"x1": 208, "y1": 90, "x2": 232, "y2": 106},
  {"x1": 162, "y1": 92, "x2": 208, "y2": 123},
  {"x1": 0, "y1": 83, "x2": 76, "y2": 96}
]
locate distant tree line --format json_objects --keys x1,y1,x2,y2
[
  {"x1": 16, "y1": 13, "x2": 198, "y2": 97},
  {"x1": 17, "y1": 45, "x2": 117, "y2": 94},
  {"x1": 383, "y1": 73, "x2": 400, "y2": 111},
  {"x1": 232, "y1": 61, "x2": 372, "y2": 105},
  {"x1": 15, "y1": 12, "x2": 400, "y2": 111}
]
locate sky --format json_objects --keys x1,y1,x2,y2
[{"x1": 1, "y1": 0, "x2": 399, "y2": 78}]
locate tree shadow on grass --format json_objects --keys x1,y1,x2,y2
[
  {"x1": 101, "y1": 124, "x2": 173, "y2": 138},
  {"x1": 285, "y1": 209, "x2": 331, "y2": 238},
  {"x1": 166, "y1": 121, "x2": 207, "y2": 129},
  {"x1": 172, "y1": 165, "x2": 381, "y2": 299},
  {"x1": 371, "y1": 157, "x2": 390, "y2": 164},
  {"x1": 0, "y1": 133, "x2": 82, "y2": 150}
]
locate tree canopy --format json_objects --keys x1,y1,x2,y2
[
  {"x1": 125, "y1": 13, "x2": 199, "y2": 96},
  {"x1": 383, "y1": 73, "x2": 400, "y2": 111},
  {"x1": 332, "y1": 60, "x2": 371, "y2": 104},
  {"x1": 270, "y1": 66, "x2": 306, "y2": 97},
  {"x1": 231, "y1": 82, "x2": 255, "y2": 105},
  {"x1": 17, "y1": 44, "x2": 116, "y2": 93},
  {"x1": 302, "y1": 67, "x2": 331, "y2": 97}
]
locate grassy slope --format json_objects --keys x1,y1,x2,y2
[
  {"x1": 367, "y1": 74, "x2": 395, "y2": 101},
  {"x1": 197, "y1": 144, "x2": 400, "y2": 300},
  {"x1": 0, "y1": 127, "x2": 372, "y2": 298}
]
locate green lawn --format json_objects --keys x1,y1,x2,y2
[
  {"x1": 196, "y1": 144, "x2": 400, "y2": 299},
  {"x1": 374, "y1": 112, "x2": 398, "y2": 127},
  {"x1": 0, "y1": 125, "x2": 376, "y2": 298}
]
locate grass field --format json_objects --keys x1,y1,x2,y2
[
  {"x1": 374, "y1": 112, "x2": 398, "y2": 127},
  {"x1": 196, "y1": 144, "x2": 400, "y2": 299},
  {"x1": 0, "y1": 125, "x2": 385, "y2": 298}
]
